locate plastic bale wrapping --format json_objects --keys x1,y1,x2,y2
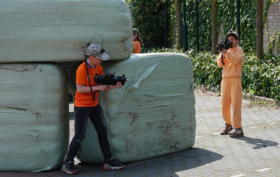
[
  {"x1": 75, "y1": 53, "x2": 196, "y2": 164},
  {"x1": 0, "y1": 0, "x2": 132, "y2": 63},
  {"x1": 0, "y1": 63, "x2": 69, "y2": 172}
]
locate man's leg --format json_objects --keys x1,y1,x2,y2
[
  {"x1": 229, "y1": 78, "x2": 243, "y2": 138},
  {"x1": 62, "y1": 107, "x2": 90, "y2": 174},
  {"x1": 221, "y1": 79, "x2": 232, "y2": 125},
  {"x1": 231, "y1": 78, "x2": 242, "y2": 129},
  {"x1": 220, "y1": 79, "x2": 233, "y2": 135},
  {"x1": 89, "y1": 105, "x2": 112, "y2": 161},
  {"x1": 89, "y1": 105, "x2": 125, "y2": 170}
]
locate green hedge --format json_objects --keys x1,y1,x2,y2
[
  {"x1": 128, "y1": 0, "x2": 167, "y2": 48},
  {"x1": 145, "y1": 48, "x2": 280, "y2": 101}
]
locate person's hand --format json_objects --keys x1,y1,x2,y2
[
  {"x1": 100, "y1": 82, "x2": 122, "y2": 91},
  {"x1": 108, "y1": 82, "x2": 123, "y2": 89},
  {"x1": 114, "y1": 82, "x2": 123, "y2": 88},
  {"x1": 219, "y1": 48, "x2": 227, "y2": 53}
]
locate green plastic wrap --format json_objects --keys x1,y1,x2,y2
[
  {"x1": 75, "y1": 53, "x2": 196, "y2": 164},
  {"x1": 0, "y1": 63, "x2": 69, "y2": 172},
  {"x1": 0, "y1": 0, "x2": 132, "y2": 63}
]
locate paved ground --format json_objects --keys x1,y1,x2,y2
[{"x1": 1, "y1": 90, "x2": 280, "y2": 177}]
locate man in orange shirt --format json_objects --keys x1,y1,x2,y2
[
  {"x1": 61, "y1": 44, "x2": 124, "y2": 175},
  {"x1": 216, "y1": 30, "x2": 244, "y2": 138}
]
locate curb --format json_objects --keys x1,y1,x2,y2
[
  {"x1": 242, "y1": 94, "x2": 280, "y2": 107},
  {"x1": 198, "y1": 85, "x2": 280, "y2": 107}
]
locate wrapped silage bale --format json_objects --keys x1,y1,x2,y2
[
  {"x1": 75, "y1": 53, "x2": 196, "y2": 164},
  {"x1": 0, "y1": 0, "x2": 132, "y2": 63},
  {"x1": 0, "y1": 63, "x2": 69, "y2": 172}
]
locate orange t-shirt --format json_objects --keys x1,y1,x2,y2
[
  {"x1": 74, "y1": 62, "x2": 103, "y2": 107},
  {"x1": 133, "y1": 41, "x2": 141, "y2": 53}
]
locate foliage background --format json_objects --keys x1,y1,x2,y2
[
  {"x1": 127, "y1": 0, "x2": 257, "y2": 53},
  {"x1": 216, "y1": 0, "x2": 256, "y2": 53},
  {"x1": 127, "y1": 0, "x2": 280, "y2": 101},
  {"x1": 127, "y1": 0, "x2": 167, "y2": 48}
]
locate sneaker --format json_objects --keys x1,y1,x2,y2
[
  {"x1": 229, "y1": 128, "x2": 244, "y2": 138},
  {"x1": 103, "y1": 158, "x2": 125, "y2": 170},
  {"x1": 61, "y1": 161, "x2": 77, "y2": 175},
  {"x1": 220, "y1": 123, "x2": 233, "y2": 135}
]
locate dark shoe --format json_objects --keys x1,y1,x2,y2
[
  {"x1": 61, "y1": 161, "x2": 77, "y2": 175},
  {"x1": 229, "y1": 128, "x2": 244, "y2": 138},
  {"x1": 103, "y1": 157, "x2": 125, "y2": 170},
  {"x1": 220, "y1": 123, "x2": 233, "y2": 135}
]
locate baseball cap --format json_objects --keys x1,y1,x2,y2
[
  {"x1": 226, "y1": 29, "x2": 239, "y2": 40},
  {"x1": 85, "y1": 43, "x2": 110, "y2": 61}
]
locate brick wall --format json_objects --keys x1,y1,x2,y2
[{"x1": 264, "y1": 1, "x2": 280, "y2": 55}]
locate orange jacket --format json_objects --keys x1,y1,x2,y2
[
  {"x1": 133, "y1": 41, "x2": 141, "y2": 53},
  {"x1": 216, "y1": 45, "x2": 244, "y2": 78}
]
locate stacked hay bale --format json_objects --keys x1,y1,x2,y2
[
  {"x1": 0, "y1": 63, "x2": 69, "y2": 172},
  {"x1": 0, "y1": 0, "x2": 132, "y2": 62},
  {"x1": 0, "y1": 0, "x2": 132, "y2": 172}
]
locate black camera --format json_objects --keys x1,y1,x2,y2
[
  {"x1": 216, "y1": 38, "x2": 233, "y2": 51},
  {"x1": 94, "y1": 72, "x2": 127, "y2": 85}
]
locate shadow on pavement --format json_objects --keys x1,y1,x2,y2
[
  {"x1": 0, "y1": 148, "x2": 223, "y2": 177},
  {"x1": 61, "y1": 147, "x2": 223, "y2": 177},
  {"x1": 234, "y1": 136, "x2": 279, "y2": 149},
  {"x1": 0, "y1": 170, "x2": 63, "y2": 177}
]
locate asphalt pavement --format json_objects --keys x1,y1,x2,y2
[{"x1": 1, "y1": 90, "x2": 280, "y2": 177}]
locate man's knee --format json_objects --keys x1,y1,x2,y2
[{"x1": 74, "y1": 133, "x2": 86, "y2": 143}]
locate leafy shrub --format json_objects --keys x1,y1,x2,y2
[{"x1": 243, "y1": 54, "x2": 280, "y2": 100}]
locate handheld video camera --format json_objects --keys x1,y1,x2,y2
[
  {"x1": 94, "y1": 72, "x2": 127, "y2": 86},
  {"x1": 216, "y1": 38, "x2": 233, "y2": 51}
]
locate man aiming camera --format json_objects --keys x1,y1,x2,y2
[
  {"x1": 216, "y1": 29, "x2": 244, "y2": 138},
  {"x1": 61, "y1": 43, "x2": 125, "y2": 175}
]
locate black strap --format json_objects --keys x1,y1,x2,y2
[
  {"x1": 221, "y1": 53, "x2": 224, "y2": 65},
  {"x1": 84, "y1": 55, "x2": 96, "y2": 101}
]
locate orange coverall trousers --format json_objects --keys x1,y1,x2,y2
[{"x1": 221, "y1": 77, "x2": 242, "y2": 128}]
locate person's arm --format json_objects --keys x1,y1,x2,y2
[
  {"x1": 76, "y1": 84, "x2": 107, "y2": 93},
  {"x1": 223, "y1": 47, "x2": 243, "y2": 64},
  {"x1": 76, "y1": 82, "x2": 123, "y2": 93}
]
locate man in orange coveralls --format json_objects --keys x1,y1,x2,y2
[{"x1": 216, "y1": 30, "x2": 244, "y2": 138}]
